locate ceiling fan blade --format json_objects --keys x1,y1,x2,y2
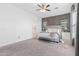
[
  {"x1": 42, "y1": 4, "x2": 44, "y2": 8},
  {"x1": 37, "y1": 4, "x2": 42, "y2": 8},
  {"x1": 45, "y1": 9, "x2": 51, "y2": 11},
  {"x1": 46, "y1": 4, "x2": 50, "y2": 8}
]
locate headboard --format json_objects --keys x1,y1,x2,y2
[{"x1": 46, "y1": 26, "x2": 62, "y2": 39}]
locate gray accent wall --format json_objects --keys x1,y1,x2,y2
[{"x1": 42, "y1": 13, "x2": 70, "y2": 32}]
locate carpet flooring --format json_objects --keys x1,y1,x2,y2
[{"x1": 0, "y1": 39, "x2": 75, "y2": 56}]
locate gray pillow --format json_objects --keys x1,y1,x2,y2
[{"x1": 50, "y1": 32, "x2": 60, "y2": 42}]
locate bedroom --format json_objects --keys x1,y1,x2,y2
[{"x1": 0, "y1": 3, "x2": 77, "y2": 56}]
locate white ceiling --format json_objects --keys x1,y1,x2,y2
[{"x1": 12, "y1": 3, "x2": 73, "y2": 18}]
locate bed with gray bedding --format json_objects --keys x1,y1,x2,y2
[
  {"x1": 38, "y1": 26, "x2": 62, "y2": 43},
  {"x1": 38, "y1": 32, "x2": 60, "y2": 43}
]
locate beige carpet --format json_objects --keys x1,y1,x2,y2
[{"x1": 0, "y1": 39, "x2": 75, "y2": 56}]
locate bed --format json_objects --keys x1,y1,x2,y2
[{"x1": 38, "y1": 26, "x2": 62, "y2": 43}]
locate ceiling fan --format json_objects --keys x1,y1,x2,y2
[{"x1": 36, "y1": 3, "x2": 51, "y2": 12}]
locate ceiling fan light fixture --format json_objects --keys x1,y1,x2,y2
[
  {"x1": 36, "y1": 3, "x2": 50, "y2": 13},
  {"x1": 40, "y1": 9, "x2": 46, "y2": 12}
]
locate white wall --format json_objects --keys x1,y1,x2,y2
[{"x1": 0, "y1": 4, "x2": 41, "y2": 46}]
